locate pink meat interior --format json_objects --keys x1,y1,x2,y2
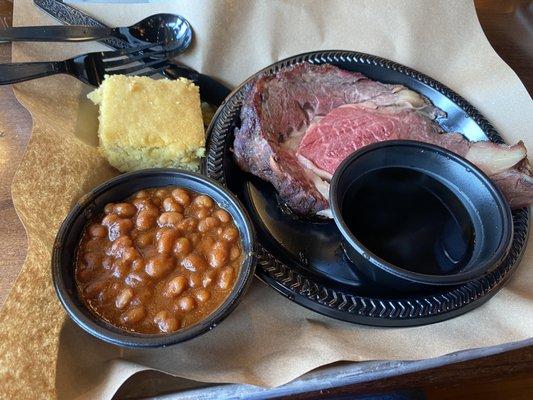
[{"x1": 295, "y1": 104, "x2": 444, "y2": 176}]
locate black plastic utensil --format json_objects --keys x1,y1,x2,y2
[
  {"x1": 33, "y1": 0, "x2": 231, "y2": 104},
  {"x1": 0, "y1": 14, "x2": 192, "y2": 52},
  {"x1": 0, "y1": 44, "x2": 171, "y2": 85}
]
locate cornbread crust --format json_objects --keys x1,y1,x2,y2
[{"x1": 88, "y1": 75, "x2": 205, "y2": 172}]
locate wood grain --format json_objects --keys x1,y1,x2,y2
[
  {"x1": 475, "y1": 0, "x2": 533, "y2": 96},
  {"x1": 0, "y1": 0, "x2": 31, "y2": 308},
  {"x1": 0, "y1": 0, "x2": 531, "y2": 398},
  {"x1": 112, "y1": 345, "x2": 533, "y2": 399},
  {"x1": 284, "y1": 346, "x2": 533, "y2": 399}
]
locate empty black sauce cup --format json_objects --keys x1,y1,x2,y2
[
  {"x1": 52, "y1": 169, "x2": 256, "y2": 347},
  {"x1": 329, "y1": 140, "x2": 513, "y2": 292}
]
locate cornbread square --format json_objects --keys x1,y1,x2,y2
[{"x1": 88, "y1": 75, "x2": 205, "y2": 172}]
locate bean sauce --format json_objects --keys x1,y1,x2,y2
[{"x1": 75, "y1": 186, "x2": 243, "y2": 334}]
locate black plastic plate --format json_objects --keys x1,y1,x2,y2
[{"x1": 204, "y1": 50, "x2": 529, "y2": 326}]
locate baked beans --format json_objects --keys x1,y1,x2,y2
[{"x1": 75, "y1": 186, "x2": 243, "y2": 334}]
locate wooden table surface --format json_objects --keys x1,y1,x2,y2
[{"x1": 0, "y1": 0, "x2": 531, "y2": 399}]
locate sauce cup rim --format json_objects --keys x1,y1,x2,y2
[{"x1": 329, "y1": 140, "x2": 513, "y2": 286}]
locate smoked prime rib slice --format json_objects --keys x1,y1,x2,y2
[
  {"x1": 233, "y1": 62, "x2": 532, "y2": 216},
  {"x1": 297, "y1": 104, "x2": 527, "y2": 179}
]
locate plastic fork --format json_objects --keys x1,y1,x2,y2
[{"x1": 0, "y1": 43, "x2": 172, "y2": 86}]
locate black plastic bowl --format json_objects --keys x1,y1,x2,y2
[
  {"x1": 330, "y1": 140, "x2": 513, "y2": 291},
  {"x1": 52, "y1": 169, "x2": 256, "y2": 347}
]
